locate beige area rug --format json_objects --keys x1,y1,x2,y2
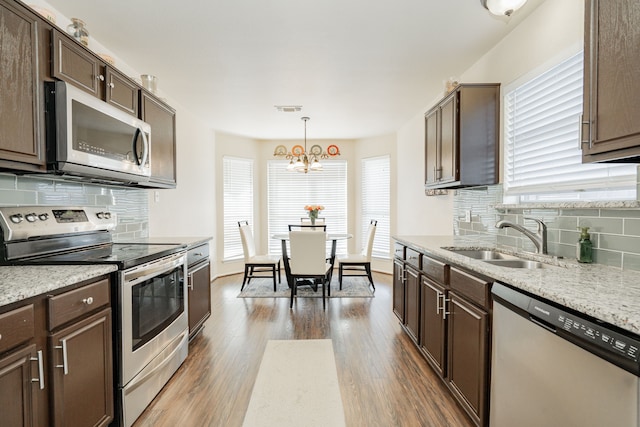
[
  {"x1": 237, "y1": 276, "x2": 374, "y2": 298},
  {"x1": 242, "y1": 339, "x2": 346, "y2": 427}
]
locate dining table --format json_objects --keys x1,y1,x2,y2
[{"x1": 271, "y1": 233, "x2": 352, "y2": 290}]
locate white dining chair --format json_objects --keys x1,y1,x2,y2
[
  {"x1": 238, "y1": 221, "x2": 281, "y2": 291},
  {"x1": 338, "y1": 220, "x2": 377, "y2": 290},
  {"x1": 288, "y1": 230, "x2": 332, "y2": 309}
]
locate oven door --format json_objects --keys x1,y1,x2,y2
[{"x1": 120, "y1": 252, "x2": 187, "y2": 386}]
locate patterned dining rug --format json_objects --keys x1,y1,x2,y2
[
  {"x1": 237, "y1": 276, "x2": 374, "y2": 298},
  {"x1": 242, "y1": 339, "x2": 346, "y2": 427}
]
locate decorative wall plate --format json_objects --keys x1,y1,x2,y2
[
  {"x1": 310, "y1": 145, "x2": 322, "y2": 156},
  {"x1": 292, "y1": 145, "x2": 305, "y2": 156},
  {"x1": 274, "y1": 145, "x2": 287, "y2": 156},
  {"x1": 327, "y1": 145, "x2": 340, "y2": 156}
]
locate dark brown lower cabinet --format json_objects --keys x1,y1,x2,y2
[
  {"x1": 49, "y1": 308, "x2": 113, "y2": 427},
  {"x1": 188, "y1": 259, "x2": 211, "y2": 339},
  {"x1": 447, "y1": 291, "x2": 489, "y2": 426},
  {"x1": 0, "y1": 344, "x2": 37, "y2": 427},
  {"x1": 420, "y1": 276, "x2": 446, "y2": 377},
  {"x1": 392, "y1": 258, "x2": 405, "y2": 322},
  {"x1": 404, "y1": 265, "x2": 420, "y2": 343}
]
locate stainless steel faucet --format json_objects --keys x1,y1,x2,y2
[{"x1": 495, "y1": 217, "x2": 548, "y2": 255}]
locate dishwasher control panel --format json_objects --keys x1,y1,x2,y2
[{"x1": 529, "y1": 299, "x2": 640, "y2": 363}]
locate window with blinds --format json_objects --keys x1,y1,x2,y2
[
  {"x1": 361, "y1": 155, "x2": 390, "y2": 258},
  {"x1": 504, "y1": 51, "x2": 636, "y2": 201},
  {"x1": 267, "y1": 160, "x2": 348, "y2": 255},
  {"x1": 223, "y1": 157, "x2": 254, "y2": 261}
]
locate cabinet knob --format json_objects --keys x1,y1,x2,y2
[
  {"x1": 0, "y1": 333, "x2": 2, "y2": 340},
  {"x1": 96, "y1": 74, "x2": 105, "y2": 81},
  {"x1": 83, "y1": 296, "x2": 94, "y2": 305},
  {"x1": 108, "y1": 82, "x2": 115, "y2": 88}
]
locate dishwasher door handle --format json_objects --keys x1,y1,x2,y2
[{"x1": 529, "y1": 316, "x2": 556, "y2": 333}]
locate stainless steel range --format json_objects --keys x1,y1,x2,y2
[{"x1": 0, "y1": 206, "x2": 189, "y2": 427}]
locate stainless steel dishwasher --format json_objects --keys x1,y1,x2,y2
[{"x1": 490, "y1": 282, "x2": 640, "y2": 426}]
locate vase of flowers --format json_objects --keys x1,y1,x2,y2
[{"x1": 304, "y1": 204, "x2": 324, "y2": 225}]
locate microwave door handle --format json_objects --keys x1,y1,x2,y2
[
  {"x1": 140, "y1": 127, "x2": 149, "y2": 169},
  {"x1": 132, "y1": 127, "x2": 142, "y2": 166}
]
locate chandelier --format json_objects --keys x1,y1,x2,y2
[{"x1": 273, "y1": 117, "x2": 340, "y2": 173}]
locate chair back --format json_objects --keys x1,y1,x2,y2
[
  {"x1": 362, "y1": 220, "x2": 377, "y2": 260},
  {"x1": 289, "y1": 231, "x2": 327, "y2": 275},
  {"x1": 288, "y1": 224, "x2": 327, "y2": 231},
  {"x1": 238, "y1": 221, "x2": 256, "y2": 261}
]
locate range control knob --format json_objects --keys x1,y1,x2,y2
[
  {"x1": 96, "y1": 211, "x2": 112, "y2": 219},
  {"x1": 10, "y1": 214, "x2": 23, "y2": 224},
  {"x1": 25, "y1": 213, "x2": 37, "y2": 223},
  {"x1": 104, "y1": 212, "x2": 112, "y2": 219},
  {"x1": 38, "y1": 213, "x2": 49, "y2": 221}
]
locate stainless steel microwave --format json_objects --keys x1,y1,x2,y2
[{"x1": 45, "y1": 81, "x2": 151, "y2": 185}]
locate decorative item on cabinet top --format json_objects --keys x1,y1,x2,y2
[
  {"x1": 273, "y1": 117, "x2": 340, "y2": 174},
  {"x1": 66, "y1": 18, "x2": 89, "y2": 46}
]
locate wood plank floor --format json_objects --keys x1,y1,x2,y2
[{"x1": 133, "y1": 273, "x2": 473, "y2": 427}]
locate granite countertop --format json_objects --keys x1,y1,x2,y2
[
  {"x1": 394, "y1": 235, "x2": 640, "y2": 336},
  {"x1": 114, "y1": 236, "x2": 212, "y2": 249},
  {"x1": 0, "y1": 264, "x2": 118, "y2": 308}
]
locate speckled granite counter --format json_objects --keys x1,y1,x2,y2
[
  {"x1": 0, "y1": 265, "x2": 118, "y2": 308},
  {"x1": 394, "y1": 235, "x2": 640, "y2": 336}
]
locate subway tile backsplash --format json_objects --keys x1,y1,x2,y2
[
  {"x1": 453, "y1": 184, "x2": 640, "y2": 271},
  {"x1": 0, "y1": 173, "x2": 149, "y2": 239}
]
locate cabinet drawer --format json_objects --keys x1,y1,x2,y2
[
  {"x1": 421, "y1": 255, "x2": 448, "y2": 285},
  {"x1": 0, "y1": 304, "x2": 35, "y2": 354},
  {"x1": 187, "y1": 243, "x2": 210, "y2": 267},
  {"x1": 449, "y1": 267, "x2": 491, "y2": 309},
  {"x1": 48, "y1": 278, "x2": 110, "y2": 330},
  {"x1": 406, "y1": 248, "x2": 420, "y2": 269},
  {"x1": 394, "y1": 243, "x2": 405, "y2": 260}
]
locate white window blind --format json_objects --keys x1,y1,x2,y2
[
  {"x1": 504, "y1": 51, "x2": 636, "y2": 200},
  {"x1": 361, "y1": 155, "x2": 391, "y2": 258},
  {"x1": 223, "y1": 157, "x2": 254, "y2": 261},
  {"x1": 267, "y1": 160, "x2": 348, "y2": 255}
]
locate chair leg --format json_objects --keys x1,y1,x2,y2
[
  {"x1": 241, "y1": 265, "x2": 250, "y2": 291},
  {"x1": 322, "y1": 280, "x2": 326, "y2": 310},
  {"x1": 277, "y1": 260, "x2": 281, "y2": 283},
  {"x1": 339, "y1": 264, "x2": 343, "y2": 290},
  {"x1": 365, "y1": 263, "x2": 375, "y2": 290},
  {"x1": 272, "y1": 264, "x2": 277, "y2": 292},
  {"x1": 290, "y1": 280, "x2": 296, "y2": 308}
]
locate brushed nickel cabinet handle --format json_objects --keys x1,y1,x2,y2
[
  {"x1": 31, "y1": 350, "x2": 45, "y2": 389},
  {"x1": 55, "y1": 340, "x2": 69, "y2": 375}
]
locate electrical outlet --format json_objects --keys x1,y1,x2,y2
[
  {"x1": 464, "y1": 210, "x2": 472, "y2": 222},
  {"x1": 154, "y1": 191, "x2": 160, "y2": 203}
]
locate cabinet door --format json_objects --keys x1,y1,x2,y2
[
  {"x1": 0, "y1": 3, "x2": 44, "y2": 169},
  {"x1": 420, "y1": 276, "x2": 446, "y2": 378},
  {"x1": 105, "y1": 68, "x2": 139, "y2": 116},
  {"x1": 439, "y1": 92, "x2": 457, "y2": 184},
  {"x1": 392, "y1": 259, "x2": 405, "y2": 322},
  {"x1": 0, "y1": 344, "x2": 37, "y2": 427},
  {"x1": 52, "y1": 31, "x2": 105, "y2": 98},
  {"x1": 404, "y1": 265, "x2": 420, "y2": 343},
  {"x1": 188, "y1": 261, "x2": 211, "y2": 338},
  {"x1": 49, "y1": 308, "x2": 113, "y2": 427},
  {"x1": 425, "y1": 108, "x2": 438, "y2": 185},
  {"x1": 141, "y1": 93, "x2": 177, "y2": 187},
  {"x1": 446, "y1": 292, "x2": 489, "y2": 427},
  {"x1": 583, "y1": 0, "x2": 640, "y2": 162}
]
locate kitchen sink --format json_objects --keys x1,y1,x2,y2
[
  {"x1": 445, "y1": 249, "x2": 519, "y2": 261},
  {"x1": 444, "y1": 248, "x2": 548, "y2": 269},
  {"x1": 482, "y1": 259, "x2": 545, "y2": 269}
]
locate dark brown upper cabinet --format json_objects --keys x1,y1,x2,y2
[
  {"x1": 582, "y1": 0, "x2": 640, "y2": 162},
  {"x1": 52, "y1": 31, "x2": 139, "y2": 116},
  {"x1": 0, "y1": 1, "x2": 49, "y2": 172},
  {"x1": 425, "y1": 83, "x2": 500, "y2": 190},
  {"x1": 140, "y1": 92, "x2": 177, "y2": 188}
]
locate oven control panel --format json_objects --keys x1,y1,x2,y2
[{"x1": 0, "y1": 206, "x2": 116, "y2": 241}]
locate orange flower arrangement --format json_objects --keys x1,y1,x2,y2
[{"x1": 304, "y1": 205, "x2": 324, "y2": 221}]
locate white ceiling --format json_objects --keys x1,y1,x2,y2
[{"x1": 44, "y1": 0, "x2": 544, "y2": 140}]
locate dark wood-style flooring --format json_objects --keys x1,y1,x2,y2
[{"x1": 133, "y1": 273, "x2": 473, "y2": 427}]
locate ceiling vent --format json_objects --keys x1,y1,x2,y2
[{"x1": 275, "y1": 105, "x2": 302, "y2": 113}]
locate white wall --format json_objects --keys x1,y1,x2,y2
[{"x1": 394, "y1": 0, "x2": 584, "y2": 236}]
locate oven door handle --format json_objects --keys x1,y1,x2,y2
[{"x1": 124, "y1": 252, "x2": 185, "y2": 285}]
